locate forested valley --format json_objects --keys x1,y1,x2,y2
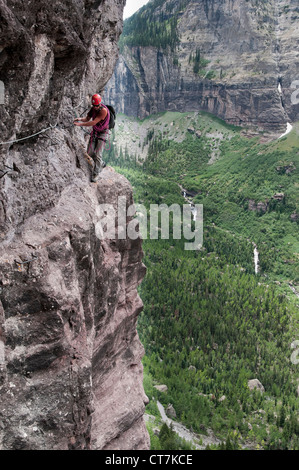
[{"x1": 105, "y1": 110, "x2": 299, "y2": 450}]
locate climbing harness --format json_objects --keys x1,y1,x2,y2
[{"x1": 87, "y1": 128, "x2": 109, "y2": 156}]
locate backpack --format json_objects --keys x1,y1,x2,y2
[{"x1": 106, "y1": 104, "x2": 116, "y2": 129}]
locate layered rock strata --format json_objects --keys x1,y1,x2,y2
[
  {"x1": 0, "y1": 0, "x2": 150, "y2": 450},
  {"x1": 0, "y1": 171, "x2": 149, "y2": 450},
  {"x1": 106, "y1": 0, "x2": 299, "y2": 131}
]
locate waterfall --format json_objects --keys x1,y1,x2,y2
[
  {"x1": 279, "y1": 122, "x2": 293, "y2": 139},
  {"x1": 181, "y1": 186, "x2": 196, "y2": 221},
  {"x1": 253, "y1": 244, "x2": 259, "y2": 274}
]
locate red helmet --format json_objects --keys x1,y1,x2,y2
[{"x1": 92, "y1": 94, "x2": 102, "y2": 106}]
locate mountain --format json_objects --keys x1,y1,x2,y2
[
  {"x1": 0, "y1": 0, "x2": 149, "y2": 450},
  {"x1": 105, "y1": 0, "x2": 299, "y2": 132}
]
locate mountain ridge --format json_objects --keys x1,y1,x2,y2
[{"x1": 105, "y1": 0, "x2": 299, "y2": 132}]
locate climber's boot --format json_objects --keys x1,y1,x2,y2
[{"x1": 91, "y1": 161, "x2": 106, "y2": 183}]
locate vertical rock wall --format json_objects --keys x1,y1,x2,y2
[
  {"x1": 0, "y1": 0, "x2": 150, "y2": 450},
  {"x1": 106, "y1": 0, "x2": 299, "y2": 131}
]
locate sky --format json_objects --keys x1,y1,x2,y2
[{"x1": 123, "y1": 0, "x2": 151, "y2": 19}]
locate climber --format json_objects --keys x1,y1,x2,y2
[{"x1": 73, "y1": 93, "x2": 110, "y2": 182}]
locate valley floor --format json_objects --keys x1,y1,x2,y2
[{"x1": 104, "y1": 111, "x2": 299, "y2": 450}]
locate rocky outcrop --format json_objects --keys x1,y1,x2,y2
[
  {"x1": 248, "y1": 199, "x2": 269, "y2": 214},
  {"x1": 0, "y1": 171, "x2": 149, "y2": 450},
  {"x1": 276, "y1": 163, "x2": 296, "y2": 175},
  {"x1": 248, "y1": 379, "x2": 265, "y2": 393},
  {"x1": 154, "y1": 384, "x2": 168, "y2": 392},
  {"x1": 187, "y1": 127, "x2": 201, "y2": 138},
  {"x1": 105, "y1": 0, "x2": 299, "y2": 132},
  {"x1": 0, "y1": 0, "x2": 150, "y2": 450},
  {"x1": 166, "y1": 403, "x2": 177, "y2": 419}
]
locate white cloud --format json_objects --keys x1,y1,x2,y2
[{"x1": 123, "y1": 0, "x2": 151, "y2": 19}]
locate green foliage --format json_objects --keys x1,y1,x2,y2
[
  {"x1": 119, "y1": 0, "x2": 188, "y2": 51},
  {"x1": 187, "y1": 131, "x2": 299, "y2": 280},
  {"x1": 146, "y1": 421, "x2": 194, "y2": 450},
  {"x1": 144, "y1": 132, "x2": 211, "y2": 177},
  {"x1": 205, "y1": 70, "x2": 216, "y2": 80},
  {"x1": 190, "y1": 48, "x2": 211, "y2": 76},
  {"x1": 137, "y1": 233, "x2": 298, "y2": 449},
  {"x1": 158, "y1": 423, "x2": 194, "y2": 450},
  {"x1": 105, "y1": 111, "x2": 299, "y2": 450}
]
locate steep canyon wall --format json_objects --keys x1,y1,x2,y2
[
  {"x1": 106, "y1": 0, "x2": 299, "y2": 131},
  {"x1": 0, "y1": 0, "x2": 150, "y2": 450}
]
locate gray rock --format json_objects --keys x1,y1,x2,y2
[
  {"x1": 248, "y1": 200, "x2": 268, "y2": 214},
  {"x1": 248, "y1": 200, "x2": 257, "y2": 211},
  {"x1": 105, "y1": 0, "x2": 299, "y2": 131},
  {"x1": 248, "y1": 379, "x2": 265, "y2": 393},
  {"x1": 272, "y1": 193, "x2": 285, "y2": 201},
  {"x1": 154, "y1": 385, "x2": 168, "y2": 392},
  {"x1": 166, "y1": 404, "x2": 177, "y2": 419},
  {"x1": 257, "y1": 201, "x2": 269, "y2": 214},
  {"x1": 0, "y1": 0, "x2": 150, "y2": 452},
  {"x1": 276, "y1": 164, "x2": 296, "y2": 175}
]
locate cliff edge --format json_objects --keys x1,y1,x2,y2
[{"x1": 0, "y1": 0, "x2": 150, "y2": 450}]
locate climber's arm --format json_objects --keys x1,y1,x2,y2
[{"x1": 74, "y1": 108, "x2": 107, "y2": 127}]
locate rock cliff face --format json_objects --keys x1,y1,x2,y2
[
  {"x1": 0, "y1": 0, "x2": 150, "y2": 450},
  {"x1": 106, "y1": 0, "x2": 299, "y2": 131}
]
